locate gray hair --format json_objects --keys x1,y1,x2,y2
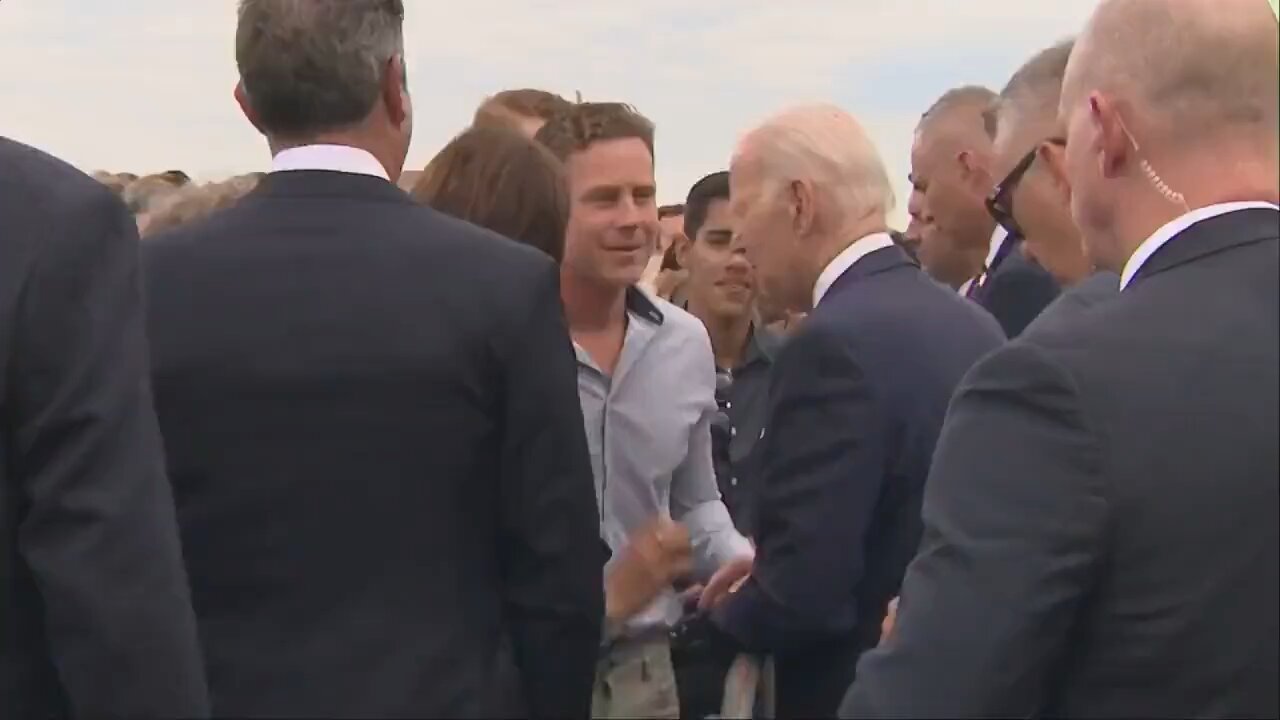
[
  {"x1": 738, "y1": 103, "x2": 896, "y2": 222},
  {"x1": 236, "y1": 0, "x2": 406, "y2": 139},
  {"x1": 997, "y1": 39, "x2": 1074, "y2": 129}
]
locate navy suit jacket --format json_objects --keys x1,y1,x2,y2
[
  {"x1": 712, "y1": 244, "x2": 1004, "y2": 717},
  {"x1": 971, "y1": 236, "x2": 1059, "y2": 338},
  {"x1": 844, "y1": 209, "x2": 1278, "y2": 718},
  {"x1": 0, "y1": 138, "x2": 209, "y2": 718},
  {"x1": 1023, "y1": 270, "x2": 1119, "y2": 337},
  {"x1": 143, "y1": 171, "x2": 603, "y2": 718}
]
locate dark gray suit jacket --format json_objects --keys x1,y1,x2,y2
[
  {"x1": 1023, "y1": 270, "x2": 1119, "y2": 336},
  {"x1": 843, "y1": 209, "x2": 1279, "y2": 718},
  {"x1": 0, "y1": 138, "x2": 210, "y2": 717}
]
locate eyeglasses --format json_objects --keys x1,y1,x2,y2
[{"x1": 985, "y1": 137, "x2": 1067, "y2": 236}]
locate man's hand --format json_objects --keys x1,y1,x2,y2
[
  {"x1": 605, "y1": 517, "x2": 693, "y2": 622},
  {"x1": 880, "y1": 596, "x2": 900, "y2": 644},
  {"x1": 697, "y1": 554, "x2": 754, "y2": 611}
]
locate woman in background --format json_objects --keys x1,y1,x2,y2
[{"x1": 412, "y1": 124, "x2": 567, "y2": 263}]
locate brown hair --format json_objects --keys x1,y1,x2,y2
[
  {"x1": 533, "y1": 102, "x2": 655, "y2": 163},
  {"x1": 474, "y1": 88, "x2": 573, "y2": 128},
  {"x1": 412, "y1": 125, "x2": 569, "y2": 263}
]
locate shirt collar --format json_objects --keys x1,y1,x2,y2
[
  {"x1": 812, "y1": 232, "x2": 896, "y2": 307},
  {"x1": 271, "y1": 144, "x2": 391, "y2": 181},
  {"x1": 985, "y1": 225, "x2": 1008, "y2": 270},
  {"x1": 1120, "y1": 201, "x2": 1280, "y2": 291}
]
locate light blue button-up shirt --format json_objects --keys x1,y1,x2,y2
[{"x1": 575, "y1": 288, "x2": 753, "y2": 635}]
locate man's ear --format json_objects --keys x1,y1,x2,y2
[
  {"x1": 956, "y1": 149, "x2": 992, "y2": 193},
  {"x1": 234, "y1": 82, "x2": 266, "y2": 135},
  {"x1": 674, "y1": 231, "x2": 693, "y2": 269},
  {"x1": 792, "y1": 179, "x2": 817, "y2": 236},
  {"x1": 382, "y1": 55, "x2": 409, "y2": 128}
]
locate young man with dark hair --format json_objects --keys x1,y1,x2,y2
[
  {"x1": 536, "y1": 105, "x2": 754, "y2": 719},
  {"x1": 676, "y1": 171, "x2": 778, "y2": 536}
]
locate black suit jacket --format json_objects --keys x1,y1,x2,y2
[
  {"x1": 143, "y1": 170, "x2": 604, "y2": 718},
  {"x1": 844, "y1": 208, "x2": 1279, "y2": 718},
  {"x1": 712, "y1": 245, "x2": 1004, "y2": 718},
  {"x1": 0, "y1": 138, "x2": 209, "y2": 718},
  {"x1": 971, "y1": 235, "x2": 1060, "y2": 338}
]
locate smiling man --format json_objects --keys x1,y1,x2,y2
[
  {"x1": 675, "y1": 170, "x2": 780, "y2": 536},
  {"x1": 536, "y1": 104, "x2": 753, "y2": 719}
]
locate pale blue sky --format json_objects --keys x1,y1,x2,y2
[{"x1": 1, "y1": 0, "x2": 1098, "y2": 222}]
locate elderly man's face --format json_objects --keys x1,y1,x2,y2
[
  {"x1": 992, "y1": 108, "x2": 1091, "y2": 286},
  {"x1": 729, "y1": 158, "x2": 808, "y2": 313}
]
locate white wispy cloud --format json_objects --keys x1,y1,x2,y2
[{"x1": 0, "y1": 0, "x2": 1098, "y2": 222}]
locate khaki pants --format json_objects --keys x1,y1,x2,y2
[{"x1": 592, "y1": 636, "x2": 680, "y2": 719}]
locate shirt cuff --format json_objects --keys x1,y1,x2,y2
[{"x1": 681, "y1": 500, "x2": 754, "y2": 579}]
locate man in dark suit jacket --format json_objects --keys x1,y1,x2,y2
[
  {"x1": 698, "y1": 105, "x2": 1005, "y2": 718},
  {"x1": 1023, "y1": 269, "x2": 1118, "y2": 335},
  {"x1": 966, "y1": 232, "x2": 1060, "y2": 337},
  {"x1": 843, "y1": 1, "x2": 1278, "y2": 715},
  {"x1": 141, "y1": 2, "x2": 603, "y2": 717},
  {"x1": 0, "y1": 138, "x2": 210, "y2": 718}
]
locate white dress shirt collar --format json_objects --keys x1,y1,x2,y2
[
  {"x1": 1120, "y1": 201, "x2": 1280, "y2": 291},
  {"x1": 270, "y1": 144, "x2": 390, "y2": 181},
  {"x1": 985, "y1": 225, "x2": 1009, "y2": 270},
  {"x1": 812, "y1": 232, "x2": 896, "y2": 307},
  {"x1": 960, "y1": 226, "x2": 1009, "y2": 295}
]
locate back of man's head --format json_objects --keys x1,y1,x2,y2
[
  {"x1": 534, "y1": 102, "x2": 655, "y2": 163},
  {"x1": 683, "y1": 172, "x2": 729, "y2": 240},
  {"x1": 474, "y1": 89, "x2": 572, "y2": 133},
  {"x1": 920, "y1": 85, "x2": 1000, "y2": 143},
  {"x1": 740, "y1": 104, "x2": 895, "y2": 225},
  {"x1": 1065, "y1": 0, "x2": 1279, "y2": 149},
  {"x1": 998, "y1": 39, "x2": 1074, "y2": 136},
  {"x1": 235, "y1": 0, "x2": 406, "y2": 140}
]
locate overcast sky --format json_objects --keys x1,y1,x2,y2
[{"x1": 1, "y1": 0, "x2": 1098, "y2": 221}]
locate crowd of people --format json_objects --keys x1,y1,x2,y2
[{"x1": 1, "y1": 0, "x2": 1277, "y2": 718}]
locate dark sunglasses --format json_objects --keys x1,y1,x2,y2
[{"x1": 985, "y1": 137, "x2": 1067, "y2": 236}]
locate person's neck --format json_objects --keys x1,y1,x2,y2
[
  {"x1": 970, "y1": 215, "x2": 998, "y2": 273},
  {"x1": 687, "y1": 298, "x2": 752, "y2": 371},
  {"x1": 561, "y1": 267, "x2": 628, "y2": 333},
  {"x1": 1109, "y1": 151, "x2": 1280, "y2": 273},
  {"x1": 268, "y1": 128, "x2": 402, "y2": 183}
]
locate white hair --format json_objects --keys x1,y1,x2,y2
[{"x1": 736, "y1": 103, "x2": 896, "y2": 221}]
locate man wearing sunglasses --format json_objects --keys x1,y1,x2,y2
[
  {"x1": 912, "y1": 87, "x2": 1060, "y2": 338},
  {"x1": 987, "y1": 40, "x2": 1119, "y2": 335}
]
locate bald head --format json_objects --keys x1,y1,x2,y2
[
  {"x1": 1064, "y1": 0, "x2": 1279, "y2": 141},
  {"x1": 737, "y1": 103, "x2": 895, "y2": 221}
]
